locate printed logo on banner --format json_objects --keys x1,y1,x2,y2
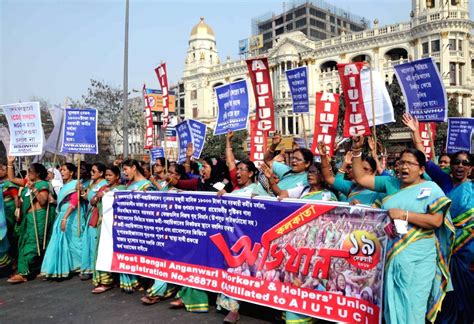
[
  {"x1": 446, "y1": 117, "x2": 474, "y2": 154},
  {"x1": 214, "y1": 80, "x2": 250, "y2": 135},
  {"x1": 311, "y1": 92, "x2": 340, "y2": 156},
  {"x1": 1, "y1": 102, "x2": 44, "y2": 156},
  {"x1": 100, "y1": 192, "x2": 389, "y2": 324},
  {"x1": 337, "y1": 63, "x2": 372, "y2": 137},
  {"x1": 286, "y1": 66, "x2": 309, "y2": 113},
  {"x1": 393, "y1": 58, "x2": 447, "y2": 122},
  {"x1": 60, "y1": 108, "x2": 98, "y2": 154}
]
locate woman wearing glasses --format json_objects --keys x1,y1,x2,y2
[
  {"x1": 403, "y1": 113, "x2": 473, "y2": 324},
  {"x1": 6, "y1": 157, "x2": 50, "y2": 283},
  {"x1": 351, "y1": 136, "x2": 453, "y2": 324}
]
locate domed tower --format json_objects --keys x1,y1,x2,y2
[
  {"x1": 184, "y1": 17, "x2": 220, "y2": 75},
  {"x1": 410, "y1": 0, "x2": 473, "y2": 116}
]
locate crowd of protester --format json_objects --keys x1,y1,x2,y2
[{"x1": 0, "y1": 112, "x2": 472, "y2": 324}]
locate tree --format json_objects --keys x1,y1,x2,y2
[{"x1": 201, "y1": 128, "x2": 249, "y2": 161}]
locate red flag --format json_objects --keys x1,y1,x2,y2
[
  {"x1": 154, "y1": 63, "x2": 170, "y2": 129},
  {"x1": 249, "y1": 118, "x2": 267, "y2": 168},
  {"x1": 311, "y1": 92, "x2": 340, "y2": 157},
  {"x1": 337, "y1": 62, "x2": 372, "y2": 137},
  {"x1": 418, "y1": 122, "x2": 437, "y2": 159},
  {"x1": 246, "y1": 58, "x2": 275, "y2": 132},
  {"x1": 143, "y1": 84, "x2": 154, "y2": 149}
]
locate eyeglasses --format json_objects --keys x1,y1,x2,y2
[
  {"x1": 291, "y1": 156, "x2": 304, "y2": 162},
  {"x1": 398, "y1": 160, "x2": 419, "y2": 168},
  {"x1": 237, "y1": 167, "x2": 249, "y2": 172},
  {"x1": 451, "y1": 159, "x2": 471, "y2": 166}
]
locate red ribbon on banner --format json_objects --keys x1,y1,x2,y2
[
  {"x1": 418, "y1": 122, "x2": 437, "y2": 159},
  {"x1": 311, "y1": 92, "x2": 340, "y2": 157},
  {"x1": 143, "y1": 84, "x2": 154, "y2": 149},
  {"x1": 246, "y1": 58, "x2": 275, "y2": 132},
  {"x1": 337, "y1": 63, "x2": 371, "y2": 137},
  {"x1": 249, "y1": 118, "x2": 267, "y2": 168},
  {"x1": 155, "y1": 63, "x2": 170, "y2": 129}
]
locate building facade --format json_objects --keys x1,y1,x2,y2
[{"x1": 182, "y1": 0, "x2": 473, "y2": 143}]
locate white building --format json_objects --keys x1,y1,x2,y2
[{"x1": 182, "y1": 1, "x2": 473, "y2": 139}]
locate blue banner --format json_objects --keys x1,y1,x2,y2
[
  {"x1": 238, "y1": 38, "x2": 248, "y2": 55},
  {"x1": 447, "y1": 117, "x2": 474, "y2": 154},
  {"x1": 286, "y1": 66, "x2": 309, "y2": 113},
  {"x1": 188, "y1": 119, "x2": 207, "y2": 160},
  {"x1": 393, "y1": 58, "x2": 447, "y2": 122},
  {"x1": 150, "y1": 147, "x2": 165, "y2": 161},
  {"x1": 98, "y1": 192, "x2": 388, "y2": 323},
  {"x1": 60, "y1": 108, "x2": 98, "y2": 154},
  {"x1": 214, "y1": 80, "x2": 249, "y2": 135},
  {"x1": 176, "y1": 121, "x2": 193, "y2": 163}
]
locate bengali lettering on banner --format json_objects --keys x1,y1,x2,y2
[
  {"x1": 246, "y1": 58, "x2": 275, "y2": 132},
  {"x1": 446, "y1": 117, "x2": 474, "y2": 154},
  {"x1": 311, "y1": 92, "x2": 340, "y2": 157},
  {"x1": 97, "y1": 192, "x2": 388, "y2": 324},
  {"x1": 249, "y1": 118, "x2": 267, "y2": 168},
  {"x1": 176, "y1": 119, "x2": 207, "y2": 163},
  {"x1": 337, "y1": 63, "x2": 372, "y2": 137},
  {"x1": 418, "y1": 122, "x2": 437, "y2": 159},
  {"x1": 176, "y1": 120, "x2": 193, "y2": 163},
  {"x1": 393, "y1": 58, "x2": 447, "y2": 122},
  {"x1": 188, "y1": 119, "x2": 207, "y2": 160},
  {"x1": 214, "y1": 80, "x2": 249, "y2": 135},
  {"x1": 60, "y1": 108, "x2": 98, "y2": 154},
  {"x1": 155, "y1": 63, "x2": 170, "y2": 128},
  {"x1": 1, "y1": 102, "x2": 44, "y2": 156},
  {"x1": 286, "y1": 66, "x2": 309, "y2": 113},
  {"x1": 143, "y1": 84, "x2": 154, "y2": 149}
]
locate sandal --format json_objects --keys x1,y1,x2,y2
[
  {"x1": 140, "y1": 295, "x2": 160, "y2": 305},
  {"x1": 169, "y1": 298, "x2": 185, "y2": 309},
  {"x1": 92, "y1": 285, "x2": 113, "y2": 294},
  {"x1": 7, "y1": 274, "x2": 27, "y2": 284},
  {"x1": 223, "y1": 311, "x2": 240, "y2": 323}
]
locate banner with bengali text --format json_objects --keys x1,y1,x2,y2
[
  {"x1": 286, "y1": 66, "x2": 309, "y2": 113},
  {"x1": 60, "y1": 108, "x2": 98, "y2": 154},
  {"x1": 214, "y1": 80, "x2": 249, "y2": 135},
  {"x1": 97, "y1": 192, "x2": 388, "y2": 324},
  {"x1": 446, "y1": 117, "x2": 474, "y2": 154}
]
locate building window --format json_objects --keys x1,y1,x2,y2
[
  {"x1": 422, "y1": 42, "x2": 429, "y2": 54},
  {"x1": 287, "y1": 23, "x2": 293, "y2": 31},
  {"x1": 310, "y1": 29, "x2": 327, "y2": 39},
  {"x1": 276, "y1": 27, "x2": 284, "y2": 36},
  {"x1": 275, "y1": 17, "x2": 284, "y2": 25},
  {"x1": 263, "y1": 31, "x2": 272, "y2": 40},
  {"x1": 450, "y1": 0, "x2": 458, "y2": 5},
  {"x1": 295, "y1": 18, "x2": 306, "y2": 28},
  {"x1": 286, "y1": 61, "x2": 292, "y2": 70},
  {"x1": 330, "y1": 16, "x2": 335, "y2": 23},
  {"x1": 459, "y1": 63, "x2": 464, "y2": 85},
  {"x1": 282, "y1": 91, "x2": 286, "y2": 99},
  {"x1": 281, "y1": 62, "x2": 286, "y2": 72},
  {"x1": 449, "y1": 62, "x2": 456, "y2": 85},
  {"x1": 309, "y1": 8, "x2": 326, "y2": 19},
  {"x1": 192, "y1": 107, "x2": 198, "y2": 118},
  {"x1": 458, "y1": 40, "x2": 462, "y2": 51},
  {"x1": 191, "y1": 90, "x2": 197, "y2": 100},
  {"x1": 310, "y1": 18, "x2": 326, "y2": 29},
  {"x1": 281, "y1": 117, "x2": 286, "y2": 134},
  {"x1": 431, "y1": 39, "x2": 440, "y2": 52},
  {"x1": 449, "y1": 39, "x2": 456, "y2": 50},
  {"x1": 294, "y1": 7, "x2": 306, "y2": 17},
  {"x1": 288, "y1": 116, "x2": 294, "y2": 134},
  {"x1": 426, "y1": 0, "x2": 435, "y2": 8},
  {"x1": 286, "y1": 13, "x2": 293, "y2": 21},
  {"x1": 330, "y1": 26, "x2": 336, "y2": 33}
]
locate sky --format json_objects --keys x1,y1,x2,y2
[{"x1": 1, "y1": 0, "x2": 471, "y2": 106}]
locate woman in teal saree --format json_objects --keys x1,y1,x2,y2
[{"x1": 352, "y1": 138, "x2": 453, "y2": 324}]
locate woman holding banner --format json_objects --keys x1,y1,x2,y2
[
  {"x1": 6, "y1": 157, "x2": 50, "y2": 283},
  {"x1": 119, "y1": 159, "x2": 153, "y2": 293},
  {"x1": 91, "y1": 165, "x2": 125, "y2": 294},
  {"x1": 402, "y1": 113, "x2": 473, "y2": 324},
  {"x1": 80, "y1": 163, "x2": 107, "y2": 280},
  {"x1": 350, "y1": 136, "x2": 453, "y2": 324},
  {"x1": 41, "y1": 163, "x2": 82, "y2": 279}
]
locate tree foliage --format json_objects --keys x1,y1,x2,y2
[{"x1": 201, "y1": 128, "x2": 249, "y2": 161}]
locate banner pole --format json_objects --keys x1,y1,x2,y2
[
  {"x1": 427, "y1": 123, "x2": 436, "y2": 161},
  {"x1": 29, "y1": 193, "x2": 41, "y2": 256},
  {"x1": 76, "y1": 154, "x2": 81, "y2": 236},
  {"x1": 301, "y1": 114, "x2": 309, "y2": 149},
  {"x1": 53, "y1": 98, "x2": 68, "y2": 166},
  {"x1": 163, "y1": 130, "x2": 168, "y2": 174},
  {"x1": 369, "y1": 66, "x2": 378, "y2": 157}
]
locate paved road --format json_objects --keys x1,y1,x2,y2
[{"x1": 0, "y1": 274, "x2": 275, "y2": 323}]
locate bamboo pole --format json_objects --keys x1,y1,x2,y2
[
  {"x1": 76, "y1": 154, "x2": 81, "y2": 236},
  {"x1": 426, "y1": 123, "x2": 436, "y2": 160},
  {"x1": 53, "y1": 98, "x2": 68, "y2": 166},
  {"x1": 300, "y1": 114, "x2": 309, "y2": 149},
  {"x1": 369, "y1": 66, "x2": 378, "y2": 157}
]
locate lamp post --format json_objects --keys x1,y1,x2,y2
[{"x1": 122, "y1": 0, "x2": 130, "y2": 158}]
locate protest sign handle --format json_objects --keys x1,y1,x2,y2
[
  {"x1": 53, "y1": 98, "x2": 68, "y2": 166},
  {"x1": 29, "y1": 193, "x2": 41, "y2": 256},
  {"x1": 43, "y1": 201, "x2": 50, "y2": 250},
  {"x1": 163, "y1": 133, "x2": 168, "y2": 173},
  {"x1": 427, "y1": 123, "x2": 436, "y2": 161},
  {"x1": 76, "y1": 155, "x2": 81, "y2": 236},
  {"x1": 300, "y1": 114, "x2": 309, "y2": 148},
  {"x1": 369, "y1": 67, "x2": 378, "y2": 157}
]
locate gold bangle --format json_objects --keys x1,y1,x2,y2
[
  {"x1": 352, "y1": 151, "x2": 362, "y2": 158},
  {"x1": 338, "y1": 168, "x2": 345, "y2": 173}
]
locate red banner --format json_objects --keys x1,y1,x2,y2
[
  {"x1": 249, "y1": 118, "x2": 267, "y2": 168},
  {"x1": 311, "y1": 92, "x2": 340, "y2": 156},
  {"x1": 143, "y1": 84, "x2": 154, "y2": 149},
  {"x1": 418, "y1": 122, "x2": 437, "y2": 159},
  {"x1": 246, "y1": 58, "x2": 275, "y2": 132},
  {"x1": 337, "y1": 63, "x2": 371, "y2": 137},
  {"x1": 155, "y1": 63, "x2": 170, "y2": 129}
]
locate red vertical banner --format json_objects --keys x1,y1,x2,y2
[
  {"x1": 311, "y1": 92, "x2": 340, "y2": 157},
  {"x1": 337, "y1": 62, "x2": 371, "y2": 137},
  {"x1": 418, "y1": 122, "x2": 437, "y2": 159},
  {"x1": 246, "y1": 58, "x2": 275, "y2": 132},
  {"x1": 143, "y1": 84, "x2": 154, "y2": 149},
  {"x1": 249, "y1": 118, "x2": 267, "y2": 168},
  {"x1": 155, "y1": 63, "x2": 169, "y2": 129}
]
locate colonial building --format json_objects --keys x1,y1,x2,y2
[{"x1": 182, "y1": 1, "x2": 473, "y2": 143}]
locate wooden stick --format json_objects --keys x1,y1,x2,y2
[
  {"x1": 300, "y1": 114, "x2": 309, "y2": 149},
  {"x1": 76, "y1": 154, "x2": 81, "y2": 236},
  {"x1": 53, "y1": 98, "x2": 68, "y2": 166},
  {"x1": 163, "y1": 132, "x2": 168, "y2": 174},
  {"x1": 369, "y1": 67, "x2": 378, "y2": 157},
  {"x1": 29, "y1": 191, "x2": 41, "y2": 256},
  {"x1": 43, "y1": 201, "x2": 50, "y2": 250},
  {"x1": 427, "y1": 123, "x2": 436, "y2": 160}
]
